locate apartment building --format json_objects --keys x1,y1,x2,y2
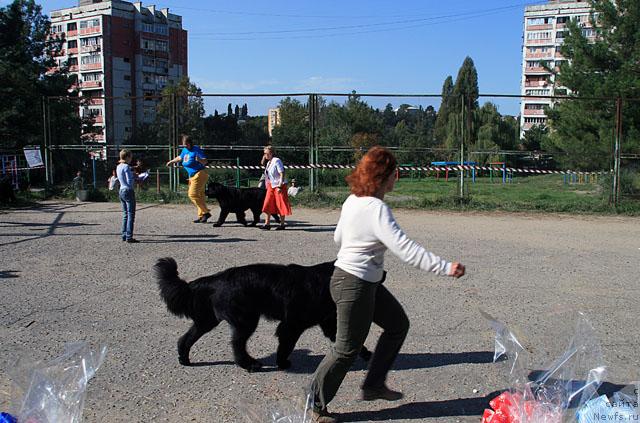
[
  {"x1": 520, "y1": 0, "x2": 595, "y2": 137},
  {"x1": 268, "y1": 108, "x2": 281, "y2": 137},
  {"x1": 50, "y1": 0, "x2": 188, "y2": 148}
]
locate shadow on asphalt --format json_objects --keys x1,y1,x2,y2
[{"x1": 0, "y1": 270, "x2": 20, "y2": 279}]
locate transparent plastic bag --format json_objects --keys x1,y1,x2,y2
[
  {"x1": 481, "y1": 310, "x2": 605, "y2": 423},
  {"x1": 5, "y1": 342, "x2": 107, "y2": 423},
  {"x1": 576, "y1": 383, "x2": 640, "y2": 422},
  {"x1": 241, "y1": 391, "x2": 313, "y2": 423}
]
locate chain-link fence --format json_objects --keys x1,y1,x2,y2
[{"x1": 39, "y1": 91, "x2": 638, "y2": 211}]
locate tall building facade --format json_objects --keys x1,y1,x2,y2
[
  {"x1": 50, "y1": 0, "x2": 188, "y2": 148},
  {"x1": 520, "y1": 1, "x2": 595, "y2": 137},
  {"x1": 268, "y1": 108, "x2": 281, "y2": 137}
]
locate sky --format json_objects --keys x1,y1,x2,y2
[{"x1": 5, "y1": 0, "x2": 542, "y2": 116}]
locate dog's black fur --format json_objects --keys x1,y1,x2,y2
[
  {"x1": 154, "y1": 257, "x2": 371, "y2": 371},
  {"x1": 0, "y1": 176, "x2": 16, "y2": 204},
  {"x1": 205, "y1": 182, "x2": 279, "y2": 227}
]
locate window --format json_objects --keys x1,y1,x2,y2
[
  {"x1": 124, "y1": 110, "x2": 132, "y2": 116},
  {"x1": 557, "y1": 16, "x2": 569, "y2": 24},
  {"x1": 124, "y1": 127, "x2": 131, "y2": 133},
  {"x1": 525, "y1": 89, "x2": 550, "y2": 96},
  {"x1": 156, "y1": 75, "x2": 168, "y2": 86},
  {"x1": 555, "y1": 88, "x2": 568, "y2": 96},
  {"x1": 143, "y1": 57, "x2": 155, "y2": 67},
  {"x1": 524, "y1": 117, "x2": 547, "y2": 124},
  {"x1": 67, "y1": 22, "x2": 77, "y2": 31},
  {"x1": 81, "y1": 36, "x2": 101, "y2": 47},
  {"x1": 68, "y1": 40, "x2": 78, "y2": 49},
  {"x1": 525, "y1": 104, "x2": 545, "y2": 110},
  {"x1": 142, "y1": 22, "x2": 154, "y2": 33},
  {"x1": 582, "y1": 28, "x2": 595, "y2": 37},
  {"x1": 80, "y1": 54, "x2": 101, "y2": 65},
  {"x1": 155, "y1": 25, "x2": 168, "y2": 35},
  {"x1": 527, "y1": 31, "x2": 551, "y2": 40},
  {"x1": 51, "y1": 24, "x2": 63, "y2": 34},
  {"x1": 143, "y1": 73, "x2": 154, "y2": 83},
  {"x1": 123, "y1": 57, "x2": 130, "y2": 63},
  {"x1": 556, "y1": 31, "x2": 566, "y2": 39},
  {"x1": 67, "y1": 57, "x2": 78, "y2": 66},
  {"x1": 155, "y1": 40, "x2": 168, "y2": 52},
  {"x1": 527, "y1": 17, "x2": 551, "y2": 26},
  {"x1": 79, "y1": 19, "x2": 100, "y2": 29},
  {"x1": 83, "y1": 72, "x2": 102, "y2": 82},
  {"x1": 85, "y1": 108, "x2": 102, "y2": 117},
  {"x1": 124, "y1": 74, "x2": 131, "y2": 81},
  {"x1": 141, "y1": 38, "x2": 153, "y2": 50}
]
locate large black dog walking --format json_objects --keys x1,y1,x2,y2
[
  {"x1": 205, "y1": 182, "x2": 279, "y2": 227},
  {"x1": 154, "y1": 258, "x2": 371, "y2": 371}
]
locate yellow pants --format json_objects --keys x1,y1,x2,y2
[{"x1": 188, "y1": 169, "x2": 210, "y2": 217}]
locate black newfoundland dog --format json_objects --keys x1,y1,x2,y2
[
  {"x1": 205, "y1": 182, "x2": 279, "y2": 227},
  {"x1": 154, "y1": 258, "x2": 371, "y2": 371}
]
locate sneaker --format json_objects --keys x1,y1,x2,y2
[
  {"x1": 361, "y1": 385, "x2": 403, "y2": 401},
  {"x1": 200, "y1": 212, "x2": 212, "y2": 223},
  {"x1": 193, "y1": 217, "x2": 202, "y2": 223},
  {"x1": 126, "y1": 238, "x2": 140, "y2": 243},
  {"x1": 310, "y1": 408, "x2": 337, "y2": 423}
]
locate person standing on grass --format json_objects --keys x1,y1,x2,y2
[
  {"x1": 166, "y1": 134, "x2": 211, "y2": 223},
  {"x1": 260, "y1": 145, "x2": 291, "y2": 230},
  {"x1": 308, "y1": 146, "x2": 466, "y2": 423},
  {"x1": 117, "y1": 149, "x2": 139, "y2": 243}
]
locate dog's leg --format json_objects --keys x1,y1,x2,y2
[
  {"x1": 320, "y1": 318, "x2": 372, "y2": 362},
  {"x1": 250, "y1": 208, "x2": 261, "y2": 226},
  {"x1": 177, "y1": 321, "x2": 217, "y2": 366},
  {"x1": 229, "y1": 317, "x2": 262, "y2": 372},
  {"x1": 275, "y1": 322, "x2": 306, "y2": 370},
  {"x1": 235, "y1": 212, "x2": 248, "y2": 226},
  {"x1": 213, "y1": 209, "x2": 229, "y2": 227}
]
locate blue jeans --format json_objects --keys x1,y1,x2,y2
[{"x1": 119, "y1": 188, "x2": 136, "y2": 240}]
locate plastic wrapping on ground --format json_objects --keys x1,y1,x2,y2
[
  {"x1": 241, "y1": 391, "x2": 313, "y2": 423},
  {"x1": 480, "y1": 310, "x2": 606, "y2": 423},
  {"x1": 4, "y1": 342, "x2": 107, "y2": 423}
]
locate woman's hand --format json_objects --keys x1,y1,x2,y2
[
  {"x1": 165, "y1": 160, "x2": 173, "y2": 167},
  {"x1": 449, "y1": 262, "x2": 465, "y2": 278}
]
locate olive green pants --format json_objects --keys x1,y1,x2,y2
[{"x1": 310, "y1": 267, "x2": 410, "y2": 411}]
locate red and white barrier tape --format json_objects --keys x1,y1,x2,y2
[{"x1": 200, "y1": 164, "x2": 606, "y2": 176}]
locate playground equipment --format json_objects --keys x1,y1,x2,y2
[
  {"x1": 431, "y1": 161, "x2": 477, "y2": 182},
  {"x1": 489, "y1": 162, "x2": 513, "y2": 184},
  {"x1": 0, "y1": 155, "x2": 19, "y2": 189}
]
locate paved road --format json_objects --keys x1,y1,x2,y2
[{"x1": 0, "y1": 202, "x2": 638, "y2": 422}]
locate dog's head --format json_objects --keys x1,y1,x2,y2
[{"x1": 206, "y1": 182, "x2": 224, "y2": 198}]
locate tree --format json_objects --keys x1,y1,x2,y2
[
  {"x1": 0, "y1": 0, "x2": 78, "y2": 150},
  {"x1": 227, "y1": 103, "x2": 233, "y2": 117},
  {"x1": 434, "y1": 76, "x2": 454, "y2": 145},
  {"x1": 270, "y1": 97, "x2": 308, "y2": 163},
  {"x1": 545, "y1": 0, "x2": 640, "y2": 169},
  {"x1": 241, "y1": 103, "x2": 248, "y2": 119},
  {"x1": 156, "y1": 77, "x2": 205, "y2": 142},
  {"x1": 234, "y1": 104, "x2": 240, "y2": 120},
  {"x1": 522, "y1": 124, "x2": 549, "y2": 152}
]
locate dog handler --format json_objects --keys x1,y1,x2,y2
[
  {"x1": 261, "y1": 145, "x2": 291, "y2": 230},
  {"x1": 166, "y1": 135, "x2": 211, "y2": 223},
  {"x1": 117, "y1": 149, "x2": 139, "y2": 243},
  {"x1": 309, "y1": 146, "x2": 465, "y2": 423}
]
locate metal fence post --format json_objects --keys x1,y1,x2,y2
[
  {"x1": 308, "y1": 94, "x2": 317, "y2": 192},
  {"x1": 459, "y1": 94, "x2": 465, "y2": 199},
  {"x1": 612, "y1": 97, "x2": 622, "y2": 206},
  {"x1": 41, "y1": 96, "x2": 50, "y2": 186}
]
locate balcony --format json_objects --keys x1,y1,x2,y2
[
  {"x1": 79, "y1": 27, "x2": 101, "y2": 36},
  {"x1": 87, "y1": 98, "x2": 104, "y2": 105},
  {"x1": 154, "y1": 51, "x2": 169, "y2": 59},
  {"x1": 527, "y1": 24, "x2": 552, "y2": 30},
  {"x1": 67, "y1": 47, "x2": 78, "y2": 55},
  {"x1": 525, "y1": 52, "x2": 553, "y2": 59},
  {"x1": 81, "y1": 80, "x2": 102, "y2": 89},
  {"x1": 525, "y1": 66, "x2": 550, "y2": 74},
  {"x1": 69, "y1": 65, "x2": 79, "y2": 72},
  {"x1": 526, "y1": 39, "x2": 553, "y2": 45},
  {"x1": 524, "y1": 109, "x2": 546, "y2": 116},
  {"x1": 142, "y1": 82, "x2": 156, "y2": 90},
  {"x1": 80, "y1": 63, "x2": 102, "y2": 71},
  {"x1": 93, "y1": 116, "x2": 103, "y2": 124},
  {"x1": 67, "y1": 30, "x2": 78, "y2": 37}
]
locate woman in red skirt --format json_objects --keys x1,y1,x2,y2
[{"x1": 261, "y1": 145, "x2": 292, "y2": 230}]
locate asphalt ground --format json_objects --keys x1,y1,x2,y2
[{"x1": 0, "y1": 201, "x2": 638, "y2": 422}]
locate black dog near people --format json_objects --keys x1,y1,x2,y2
[
  {"x1": 205, "y1": 182, "x2": 279, "y2": 227},
  {"x1": 154, "y1": 257, "x2": 372, "y2": 371}
]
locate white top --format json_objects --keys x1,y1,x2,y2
[
  {"x1": 334, "y1": 194, "x2": 452, "y2": 282},
  {"x1": 265, "y1": 157, "x2": 287, "y2": 187}
]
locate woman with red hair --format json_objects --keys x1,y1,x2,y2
[{"x1": 309, "y1": 146, "x2": 465, "y2": 423}]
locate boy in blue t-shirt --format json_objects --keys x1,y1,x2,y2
[{"x1": 166, "y1": 135, "x2": 211, "y2": 222}]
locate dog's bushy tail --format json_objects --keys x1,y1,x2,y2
[{"x1": 154, "y1": 257, "x2": 192, "y2": 319}]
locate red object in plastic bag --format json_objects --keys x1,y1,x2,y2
[{"x1": 482, "y1": 392, "x2": 521, "y2": 423}]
